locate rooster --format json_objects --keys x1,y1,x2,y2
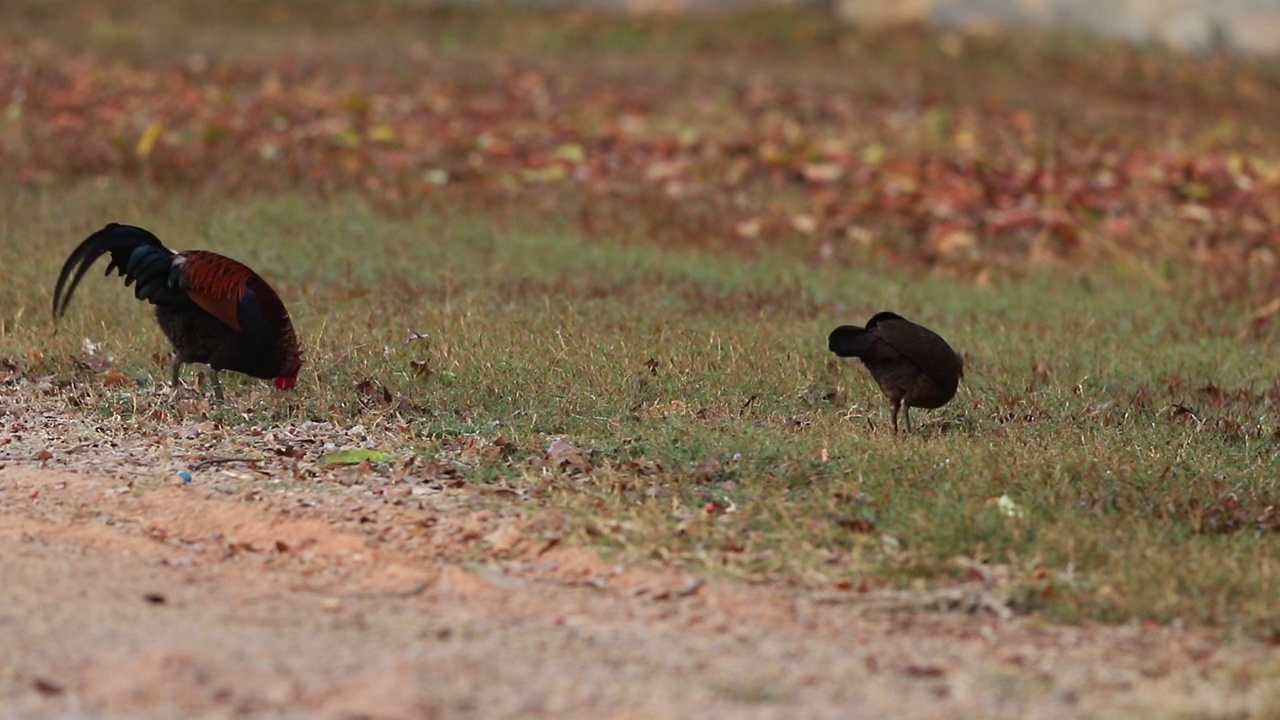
[{"x1": 53, "y1": 223, "x2": 302, "y2": 400}]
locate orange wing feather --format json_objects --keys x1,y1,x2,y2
[{"x1": 179, "y1": 251, "x2": 256, "y2": 332}]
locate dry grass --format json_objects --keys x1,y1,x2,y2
[{"x1": 6, "y1": 181, "x2": 1280, "y2": 636}]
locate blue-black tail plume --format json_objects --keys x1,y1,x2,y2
[{"x1": 53, "y1": 223, "x2": 181, "y2": 318}]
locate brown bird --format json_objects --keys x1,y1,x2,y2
[
  {"x1": 53, "y1": 223, "x2": 302, "y2": 400},
  {"x1": 828, "y1": 311, "x2": 962, "y2": 433}
]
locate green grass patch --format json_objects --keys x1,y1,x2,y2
[{"x1": 5, "y1": 181, "x2": 1280, "y2": 634}]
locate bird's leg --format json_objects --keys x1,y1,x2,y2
[
  {"x1": 891, "y1": 398, "x2": 902, "y2": 434},
  {"x1": 903, "y1": 405, "x2": 913, "y2": 434},
  {"x1": 169, "y1": 354, "x2": 184, "y2": 391},
  {"x1": 205, "y1": 367, "x2": 225, "y2": 402}
]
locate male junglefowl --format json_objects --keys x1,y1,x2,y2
[
  {"x1": 828, "y1": 311, "x2": 962, "y2": 433},
  {"x1": 53, "y1": 223, "x2": 301, "y2": 400}
]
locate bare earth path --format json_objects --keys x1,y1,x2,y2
[{"x1": 2, "y1": 447, "x2": 1279, "y2": 719}]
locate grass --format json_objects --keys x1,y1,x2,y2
[
  {"x1": 5, "y1": 0, "x2": 1280, "y2": 637},
  {"x1": 6, "y1": 180, "x2": 1280, "y2": 636}
]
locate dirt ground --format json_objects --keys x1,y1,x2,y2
[{"x1": 2, "y1": 403, "x2": 1279, "y2": 719}]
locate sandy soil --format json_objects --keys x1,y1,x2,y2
[
  {"x1": 0, "y1": 397, "x2": 1274, "y2": 717},
  {"x1": 2, "y1": 408, "x2": 1279, "y2": 719}
]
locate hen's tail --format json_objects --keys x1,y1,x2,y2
[
  {"x1": 53, "y1": 223, "x2": 179, "y2": 318},
  {"x1": 828, "y1": 325, "x2": 876, "y2": 358}
]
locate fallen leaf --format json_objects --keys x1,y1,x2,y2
[
  {"x1": 322, "y1": 449, "x2": 394, "y2": 465},
  {"x1": 354, "y1": 378, "x2": 392, "y2": 408},
  {"x1": 546, "y1": 438, "x2": 592, "y2": 474},
  {"x1": 102, "y1": 370, "x2": 129, "y2": 387},
  {"x1": 409, "y1": 359, "x2": 431, "y2": 377},
  {"x1": 800, "y1": 162, "x2": 843, "y2": 183},
  {"x1": 135, "y1": 121, "x2": 164, "y2": 159},
  {"x1": 734, "y1": 217, "x2": 764, "y2": 239}
]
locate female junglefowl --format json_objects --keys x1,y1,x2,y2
[{"x1": 828, "y1": 311, "x2": 962, "y2": 433}]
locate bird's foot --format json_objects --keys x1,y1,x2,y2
[{"x1": 202, "y1": 367, "x2": 225, "y2": 403}]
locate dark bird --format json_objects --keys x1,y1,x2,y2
[
  {"x1": 828, "y1": 311, "x2": 962, "y2": 433},
  {"x1": 52, "y1": 223, "x2": 302, "y2": 400}
]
